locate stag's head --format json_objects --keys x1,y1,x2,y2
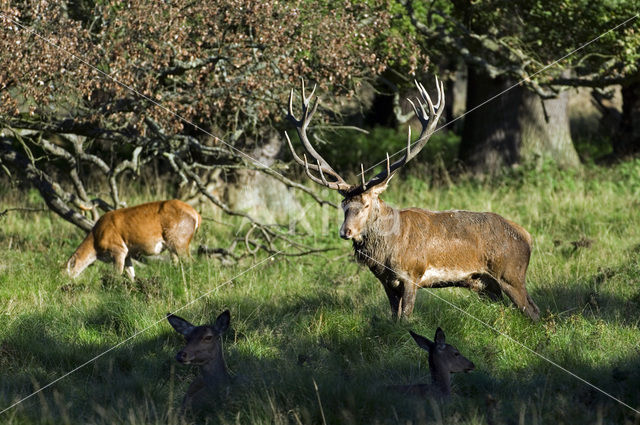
[
  {"x1": 285, "y1": 78, "x2": 445, "y2": 242},
  {"x1": 338, "y1": 181, "x2": 390, "y2": 241}
]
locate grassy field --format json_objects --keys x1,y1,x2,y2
[{"x1": 1, "y1": 159, "x2": 639, "y2": 424}]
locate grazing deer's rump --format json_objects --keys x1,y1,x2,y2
[
  {"x1": 285, "y1": 77, "x2": 540, "y2": 320},
  {"x1": 65, "y1": 199, "x2": 201, "y2": 279}
]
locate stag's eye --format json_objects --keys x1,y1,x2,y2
[{"x1": 203, "y1": 335, "x2": 213, "y2": 342}]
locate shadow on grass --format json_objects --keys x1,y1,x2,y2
[
  {"x1": 1, "y1": 275, "x2": 639, "y2": 424},
  {"x1": 534, "y1": 253, "x2": 640, "y2": 324}
]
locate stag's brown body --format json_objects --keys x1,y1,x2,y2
[
  {"x1": 285, "y1": 77, "x2": 540, "y2": 320},
  {"x1": 66, "y1": 199, "x2": 201, "y2": 279},
  {"x1": 350, "y1": 197, "x2": 538, "y2": 320}
]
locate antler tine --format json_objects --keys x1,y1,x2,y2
[
  {"x1": 407, "y1": 95, "x2": 430, "y2": 129},
  {"x1": 286, "y1": 80, "x2": 353, "y2": 193},
  {"x1": 284, "y1": 132, "x2": 305, "y2": 166},
  {"x1": 302, "y1": 81, "x2": 317, "y2": 106},
  {"x1": 301, "y1": 154, "x2": 351, "y2": 191},
  {"x1": 415, "y1": 80, "x2": 435, "y2": 118},
  {"x1": 360, "y1": 164, "x2": 366, "y2": 188},
  {"x1": 386, "y1": 152, "x2": 391, "y2": 177},
  {"x1": 302, "y1": 154, "x2": 323, "y2": 186},
  {"x1": 287, "y1": 88, "x2": 298, "y2": 123},
  {"x1": 433, "y1": 75, "x2": 442, "y2": 109},
  {"x1": 317, "y1": 158, "x2": 329, "y2": 186},
  {"x1": 359, "y1": 76, "x2": 446, "y2": 192}
]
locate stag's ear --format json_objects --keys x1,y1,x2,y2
[
  {"x1": 369, "y1": 173, "x2": 395, "y2": 197},
  {"x1": 213, "y1": 310, "x2": 230, "y2": 334},
  {"x1": 167, "y1": 314, "x2": 195, "y2": 336},
  {"x1": 409, "y1": 330, "x2": 435, "y2": 352}
]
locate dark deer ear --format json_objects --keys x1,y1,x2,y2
[
  {"x1": 434, "y1": 327, "x2": 446, "y2": 346},
  {"x1": 167, "y1": 314, "x2": 195, "y2": 336},
  {"x1": 409, "y1": 330, "x2": 434, "y2": 351},
  {"x1": 213, "y1": 309, "x2": 230, "y2": 334}
]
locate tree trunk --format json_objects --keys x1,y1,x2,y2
[
  {"x1": 519, "y1": 83, "x2": 579, "y2": 168},
  {"x1": 223, "y1": 134, "x2": 301, "y2": 224},
  {"x1": 459, "y1": 67, "x2": 521, "y2": 172},
  {"x1": 615, "y1": 78, "x2": 640, "y2": 157},
  {"x1": 459, "y1": 67, "x2": 580, "y2": 173}
]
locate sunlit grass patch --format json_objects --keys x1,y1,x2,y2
[{"x1": 1, "y1": 159, "x2": 639, "y2": 424}]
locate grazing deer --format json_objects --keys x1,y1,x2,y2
[
  {"x1": 167, "y1": 310, "x2": 231, "y2": 412},
  {"x1": 389, "y1": 328, "x2": 475, "y2": 399},
  {"x1": 285, "y1": 78, "x2": 540, "y2": 320},
  {"x1": 65, "y1": 199, "x2": 201, "y2": 280}
]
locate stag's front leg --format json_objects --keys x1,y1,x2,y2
[
  {"x1": 400, "y1": 279, "x2": 418, "y2": 318},
  {"x1": 382, "y1": 279, "x2": 402, "y2": 319}
]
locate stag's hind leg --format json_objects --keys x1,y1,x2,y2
[
  {"x1": 471, "y1": 274, "x2": 502, "y2": 301},
  {"x1": 499, "y1": 281, "x2": 540, "y2": 321},
  {"x1": 500, "y1": 264, "x2": 540, "y2": 320}
]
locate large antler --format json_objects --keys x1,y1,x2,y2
[
  {"x1": 285, "y1": 77, "x2": 445, "y2": 196},
  {"x1": 284, "y1": 80, "x2": 353, "y2": 193},
  {"x1": 358, "y1": 77, "x2": 445, "y2": 193}
]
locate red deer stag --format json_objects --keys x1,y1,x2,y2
[
  {"x1": 66, "y1": 199, "x2": 201, "y2": 279},
  {"x1": 285, "y1": 78, "x2": 540, "y2": 320}
]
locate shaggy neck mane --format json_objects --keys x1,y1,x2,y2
[{"x1": 352, "y1": 199, "x2": 398, "y2": 269}]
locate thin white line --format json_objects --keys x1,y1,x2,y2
[
  {"x1": 2, "y1": 7, "x2": 638, "y2": 418},
  {"x1": 0, "y1": 251, "x2": 282, "y2": 416},
  {"x1": 0, "y1": 13, "x2": 286, "y2": 181},
  {"x1": 360, "y1": 13, "x2": 640, "y2": 177},
  {"x1": 356, "y1": 250, "x2": 640, "y2": 415},
  {"x1": 0, "y1": 13, "x2": 295, "y2": 416}
]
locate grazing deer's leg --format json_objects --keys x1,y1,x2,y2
[
  {"x1": 112, "y1": 246, "x2": 129, "y2": 277},
  {"x1": 166, "y1": 247, "x2": 180, "y2": 264},
  {"x1": 124, "y1": 256, "x2": 135, "y2": 280}
]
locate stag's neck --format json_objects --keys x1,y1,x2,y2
[{"x1": 353, "y1": 200, "x2": 399, "y2": 266}]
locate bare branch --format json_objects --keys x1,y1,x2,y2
[{"x1": 0, "y1": 137, "x2": 94, "y2": 232}]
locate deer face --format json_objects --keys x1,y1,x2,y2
[
  {"x1": 340, "y1": 193, "x2": 371, "y2": 242},
  {"x1": 167, "y1": 310, "x2": 230, "y2": 365},
  {"x1": 410, "y1": 328, "x2": 475, "y2": 374},
  {"x1": 339, "y1": 180, "x2": 391, "y2": 242}
]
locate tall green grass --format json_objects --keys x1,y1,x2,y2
[{"x1": 0, "y1": 158, "x2": 639, "y2": 424}]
